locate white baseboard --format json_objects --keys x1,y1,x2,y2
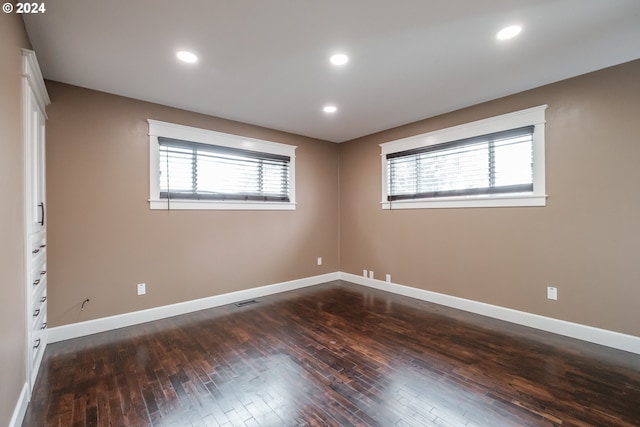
[
  {"x1": 47, "y1": 270, "x2": 640, "y2": 355},
  {"x1": 340, "y1": 272, "x2": 640, "y2": 355},
  {"x1": 8, "y1": 382, "x2": 28, "y2": 427},
  {"x1": 48, "y1": 272, "x2": 340, "y2": 343}
]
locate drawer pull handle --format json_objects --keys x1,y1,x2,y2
[
  {"x1": 33, "y1": 339, "x2": 41, "y2": 349},
  {"x1": 40, "y1": 244, "x2": 46, "y2": 249},
  {"x1": 41, "y1": 322, "x2": 47, "y2": 329},
  {"x1": 32, "y1": 248, "x2": 39, "y2": 254},
  {"x1": 41, "y1": 296, "x2": 47, "y2": 303},
  {"x1": 33, "y1": 279, "x2": 40, "y2": 286},
  {"x1": 38, "y1": 202, "x2": 45, "y2": 226},
  {"x1": 41, "y1": 270, "x2": 46, "y2": 275},
  {"x1": 33, "y1": 309, "x2": 40, "y2": 317}
]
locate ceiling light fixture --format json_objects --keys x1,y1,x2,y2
[
  {"x1": 496, "y1": 25, "x2": 522, "y2": 40},
  {"x1": 176, "y1": 50, "x2": 198, "y2": 63},
  {"x1": 323, "y1": 105, "x2": 337, "y2": 113},
  {"x1": 330, "y1": 53, "x2": 349, "y2": 66}
]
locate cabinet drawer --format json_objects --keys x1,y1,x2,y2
[
  {"x1": 31, "y1": 329, "x2": 44, "y2": 361},
  {"x1": 33, "y1": 285, "x2": 47, "y2": 310},
  {"x1": 31, "y1": 300, "x2": 47, "y2": 329},
  {"x1": 31, "y1": 258, "x2": 47, "y2": 291},
  {"x1": 33, "y1": 307, "x2": 47, "y2": 332},
  {"x1": 35, "y1": 315, "x2": 47, "y2": 332},
  {"x1": 29, "y1": 234, "x2": 46, "y2": 261}
]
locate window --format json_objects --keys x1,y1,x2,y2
[
  {"x1": 159, "y1": 139, "x2": 290, "y2": 202},
  {"x1": 380, "y1": 105, "x2": 547, "y2": 209},
  {"x1": 387, "y1": 126, "x2": 534, "y2": 200},
  {"x1": 148, "y1": 120, "x2": 296, "y2": 210}
]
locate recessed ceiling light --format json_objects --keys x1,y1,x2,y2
[
  {"x1": 176, "y1": 50, "x2": 198, "y2": 63},
  {"x1": 330, "y1": 53, "x2": 349, "y2": 66},
  {"x1": 323, "y1": 105, "x2": 337, "y2": 113},
  {"x1": 496, "y1": 25, "x2": 522, "y2": 40}
]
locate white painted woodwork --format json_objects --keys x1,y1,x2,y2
[{"x1": 23, "y1": 49, "x2": 50, "y2": 393}]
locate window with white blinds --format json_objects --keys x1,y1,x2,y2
[
  {"x1": 159, "y1": 138, "x2": 290, "y2": 202},
  {"x1": 380, "y1": 105, "x2": 547, "y2": 209},
  {"x1": 148, "y1": 120, "x2": 296, "y2": 210},
  {"x1": 387, "y1": 126, "x2": 534, "y2": 201}
]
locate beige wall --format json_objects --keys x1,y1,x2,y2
[
  {"x1": 0, "y1": 11, "x2": 31, "y2": 427},
  {"x1": 340, "y1": 60, "x2": 640, "y2": 337},
  {"x1": 44, "y1": 58, "x2": 640, "y2": 338},
  {"x1": 46, "y1": 82, "x2": 340, "y2": 326}
]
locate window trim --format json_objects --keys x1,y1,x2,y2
[
  {"x1": 379, "y1": 105, "x2": 548, "y2": 209},
  {"x1": 148, "y1": 119, "x2": 297, "y2": 210}
]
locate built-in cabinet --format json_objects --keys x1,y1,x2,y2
[{"x1": 23, "y1": 49, "x2": 50, "y2": 392}]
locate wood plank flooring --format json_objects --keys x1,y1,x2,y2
[{"x1": 23, "y1": 281, "x2": 640, "y2": 426}]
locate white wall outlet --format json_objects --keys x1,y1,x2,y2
[
  {"x1": 363, "y1": 269, "x2": 368, "y2": 277},
  {"x1": 137, "y1": 283, "x2": 146, "y2": 296},
  {"x1": 547, "y1": 286, "x2": 557, "y2": 300},
  {"x1": 368, "y1": 270, "x2": 374, "y2": 279},
  {"x1": 386, "y1": 274, "x2": 391, "y2": 283},
  {"x1": 317, "y1": 257, "x2": 322, "y2": 266}
]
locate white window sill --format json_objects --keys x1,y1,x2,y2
[
  {"x1": 381, "y1": 194, "x2": 547, "y2": 210},
  {"x1": 149, "y1": 199, "x2": 297, "y2": 211}
]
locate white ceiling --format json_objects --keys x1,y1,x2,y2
[{"x1": 23, "y1": 0, "x2": 640, "y2": 143}]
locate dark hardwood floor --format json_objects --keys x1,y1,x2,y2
[{"x1": 23, "y1": 281, "x2": 640, "y2": 426}]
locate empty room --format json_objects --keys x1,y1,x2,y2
[{"x1": 2, "y1": 1, "x2": 640, "y2": 426}]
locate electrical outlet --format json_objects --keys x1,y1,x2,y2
[
  {"x1": 368, "y1": 270, "x2": 374, "y2": 279},
  {"x1": 547, "y1": 286, "x2": 557, "y2": 300},
  {"x1": 137, "y1": 283, "x2": 146, "y2": 296},
  {"x1": 386, "y1": 274, "x2": 391, "y2": 283},
  {"x1": 363, "y1": 269, "x2": 368, "y2": 277},
  {"x1": 317, "y1": 257, "x2": 322, "y2": 266}
]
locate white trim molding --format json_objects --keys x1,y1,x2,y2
[
  {"x1": 148, "y1": 199, "x2": 297, "y2": 211},
  {"x1": 147, "y1": 119, "x2": 297, "y2": 211},
  {"x1": 21, "y1": 49, "x2": 50, "y2": 117},
  {"x1": 48, "y1": 271, "x2": 639, "y2": 355},
  {"x1": 8, "y1": 383, "x2": 29, "y2": 427},
  {"x1": 340, "y1": 272, "x2": 640, "y2": 355},
  {"x1": 48, "y1": 272, "x2": 339, "y2": 343},
  {"x1": 380, "y1": 105, "x2": 548, "y2": 209}
]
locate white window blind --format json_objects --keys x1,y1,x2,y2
[
  {"x1": 386, "y1": 126, "x2": 534, "y2": 201},
  {"x1": 159, "y1": 137, "x2": 291, "y2": 202}
]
